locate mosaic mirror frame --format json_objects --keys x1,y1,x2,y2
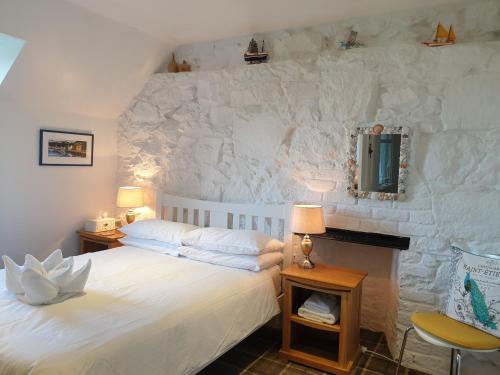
[{"x1": 346, "y1": 125, "x2": 409, "y2": 201}]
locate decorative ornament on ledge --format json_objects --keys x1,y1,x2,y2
[
  {"x1": 244, "y1": 38, "x2": 269, "y2": 64},
  {"x1": 166, "y1": 53, "x2": 178, "y2": 72},
  {"x1": 178, "y1": 60, "x2": 191, "y2": 72},
  {"x1": 339, "y1": 30, "x2": 364, "y2": 50},
  {"x1": 166, "y1": 53, "x2": 191, "y2": 73},
  {"x1": 422, "y1": 22, "x2": 456, "y2": 47}
]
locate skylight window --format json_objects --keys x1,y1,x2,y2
[{"x1": 0, "y1": 32, "x2": 25, "y2": 85}]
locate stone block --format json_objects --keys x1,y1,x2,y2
[
  {"x1": 318, "y1": 63, "x2": 377, "y2": 122},
  {"x1": 377, "y1": 220, "x2": 399, "y2": 234},
  {"x1": 328, "y1": 214, "x2": 360, "y2": 230},
  {"x1": 194, "y1": 137, "x2": 223, "y2": 166},
  {"x1": 410, "y1": 211, "x2": 434, "y2": 225},
  {"x1": 127, "y1": 100, "x2": 163, "y2": 123},
  {"x1": 232, "y1": 112, "x2": 286, "y2": 159},
  {"x1": 400, "y1": 289, "x2": 437, "y2": 305},
  {"x1": 399, "y1": 263, "x2": 436, "y2": 279},
  {"x1": 409, "y1": 236, "x2": 449, "y2": 254},
  {"x1": 373, "y1": 208, "x2": 409, "y2": 221},
  {"x1": 393, "y1": 197, "x2": 432, "y2": 210},
  {"x1": 358, "y1": 219, "x2": 380, "y2": 233},
  {"x1": 381, "y1": 87, "x2": 420, "y2": 110},
  {"x1": 434, "y1": 191, "x2": 500, "y2": 244},
  {"x1": 271, "y1": 29, "x2": 323, "y2": 61},
  {"x1": 419, "y1": 131, "x2": 485, "y2": 191},
  {"x1": 230, "y1": 81, "x2": 284, "y2": 107},
  {"x1": 441, "y1": 73, "x2": 500, "y2": 130},
  {"x1": 288, "y1": 127, "x2": 343, "y2": 165},
  {"x1": 335, "y1": 204, "x2": 371, "y2": 218},
  {"x1": 399, "y1": 222, "x2": 437, "y2": 237}
]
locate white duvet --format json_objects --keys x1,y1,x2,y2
[{"x1": 0, "y1": 246, "x2": 280, "y2": 375}]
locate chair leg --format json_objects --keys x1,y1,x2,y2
[
  {"x1": 395, "y1": 326, "x2": 414, "y2": 375},
  {"x1": 450, "y1": 349, "x2": 456, "y2": 375},
  {"x1": 449, "y1": 348, "x2": 462, "y2": 375},
  {"x1": 455, "y1": 349, "x2": 461, "y2": 375}
]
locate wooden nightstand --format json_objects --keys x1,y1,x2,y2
[
  {"x1": 280, "y1": 263, "x2": 367, "y2": 375},
  {"x1": 77, "y1": 229, "x2": 125, "y2": 254}
]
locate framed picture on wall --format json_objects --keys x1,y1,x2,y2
[{"x1": 39, "y1": 129, "x2": 94, "y2": 166}]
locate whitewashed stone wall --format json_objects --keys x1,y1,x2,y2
[
  {"x1": 118, "y1": 1, "x2": 500, "y2": 373},
  {"x1": 174, "y1": 0, "x2": 500, "y2": 72}
]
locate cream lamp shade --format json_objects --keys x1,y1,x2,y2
[
  {"x1": 116, "y1": 186, "x2": 144, "y2": 208},
  {"x1": 290, "y1": 204, "x2": 325, "y2": 234}
]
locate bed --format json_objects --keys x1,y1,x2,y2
[{"x1": 0, "y1": 194, "x2": 290, "y2": 375}]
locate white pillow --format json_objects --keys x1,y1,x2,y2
[
  {"x1": 120, "y1": 219, "x2": 198, "y2": 245},
  {"x1": 120, "y1": 236, "x2": 180, "y2": 257},
  {"x1": 181, "y1": 227, "x2": 284, "y2": 255},
  {"x1": 179, "y1": 246, "x2": 283, "y2": 272}
]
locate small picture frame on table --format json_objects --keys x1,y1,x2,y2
[{"x1": 39, "y1": 129, "x2": 94, "y2": 166}]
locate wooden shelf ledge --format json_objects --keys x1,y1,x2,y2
[{"x1": 310, "y1": 226, "x2": 410, "y2": 250}]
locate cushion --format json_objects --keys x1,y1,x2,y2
[
  {"x1": 120, "y1": 219, "x2": 197, "y2": 245},
  {"x1": 179, "y1": 246, "x2": 283, "y2": 272},
  {"x1": 120, "y1": 236, "x2": 180, "y2": 257},
  {"x1": 181, "y1": 227, "x2": 284, "y2": 255},
  {"x1": 411, "y1": 312, "x2": 500, "y2": 350},
  {"x1": 444, "y1": 245, "x2": 500, "y2": 338}
]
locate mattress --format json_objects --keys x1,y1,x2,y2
[
  {"x1": 268, "y1": 264, "x2": 282, "y2": 296},
  {"x1": 0, "y1": 246, "x2": 280, "y2": 375}
]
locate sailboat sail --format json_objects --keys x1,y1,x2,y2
[
  {"x1": 435, "y1": 23, "x2": 449, "y2": 41},
  {"x1": 448, "y1": 25, "x2": 456, "y2": 42}
]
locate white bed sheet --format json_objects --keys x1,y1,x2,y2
[
  {"x1": 268, "y1": 265, "x2": 282, "y2": 296},
  {"x1": 0, "y1": 246, "x2": 280, "y2": 375}
]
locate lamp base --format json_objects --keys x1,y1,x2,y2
[
  {"x1": 302, "y1": 257, "x2": 315, "y2": 269},
  {"x1": 300, "y1": 234, "x2": 315, "y2": 269},
  {"x1": 125, "y1": 209, "x2": 136, "y2": 224}
]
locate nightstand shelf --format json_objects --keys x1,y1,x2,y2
[
  {"x1": 290, "y1": 314, "x2": 341, "y2": 332},
  {"x1": 77, "y1": 229, "x2": 124, "y2": 254},
  {"x1": 280, "y1": 264, "x2": 367, "y2": 375}
]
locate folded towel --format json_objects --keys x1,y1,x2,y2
[
  {"x1": 298, "y1": 305, "x2": 339, "y2": 325},
  {"x1": 303, "y1": 292, "x2": 338, "y2": 314},
  {"x1": 2, "y1": 250, "x2": 91, "y2": 305}
]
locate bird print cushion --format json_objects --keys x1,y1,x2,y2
[{"x1": 444, "y1": 245, "x2": 500, "y2": 338}]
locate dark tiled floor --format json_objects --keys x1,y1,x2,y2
[{"x1": 199, "y1": 327, "x2": 428, "y2": 375}]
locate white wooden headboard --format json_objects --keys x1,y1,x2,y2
[{"x1": 156, "y1": 193, "x2": 292, "y2": 264}]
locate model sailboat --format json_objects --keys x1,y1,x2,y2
[
  {"x1": 422, "y1": 23, "x2": 456, "y2": 46},
  {"x1": 244, "y1": 38, "x2": 269, "y2": 64}
]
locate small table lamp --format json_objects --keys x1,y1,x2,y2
[
  {"x1": 117, "y1": 186, "x2": 144, "y2": 224},
  {"x1": 290, "y1": 204, "x2": 326, "y2": 269}
]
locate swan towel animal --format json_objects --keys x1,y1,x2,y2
[{"x1": 2, "y1": 249, "x2": 91, "y2": 305}]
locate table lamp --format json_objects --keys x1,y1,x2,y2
[
  {"x1": 117, "y1": 186, "x2": 144, "y2": 224},
  {"x1": 290, "y1": 204, "x2": 326, "y2": 269}
]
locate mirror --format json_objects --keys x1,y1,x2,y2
[
  {"x1": 347, "y1": 125, "x2": 409, "y2": 200},
  {"x1": 358, "y1": 134, "x2": 401, "y2": 193}
]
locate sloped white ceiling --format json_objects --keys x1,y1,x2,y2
[
  {"x1": 66, "y1": 0, "x2": 467, "y2": 45},
  {"x1": 0, "y1": 0, "x2": 168, "y2": 119}
]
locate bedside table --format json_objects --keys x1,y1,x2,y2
[
  {"x1": 279, "y1": 263, "x2": 367, "y2": 375},
  {"x1": 77, "y1": 229, "x2": 125, "y2": 254}
]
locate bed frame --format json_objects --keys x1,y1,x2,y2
[
  {"x1": 156, "y1": 193, "x2": 290, "y2": 371},
  {"x1": 156, "y1": 193, "x2": 292, "y2": 265}
]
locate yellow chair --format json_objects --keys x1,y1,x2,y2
[{"x1": 395, "y1": 312, "x2": 500, "y2": 375}]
